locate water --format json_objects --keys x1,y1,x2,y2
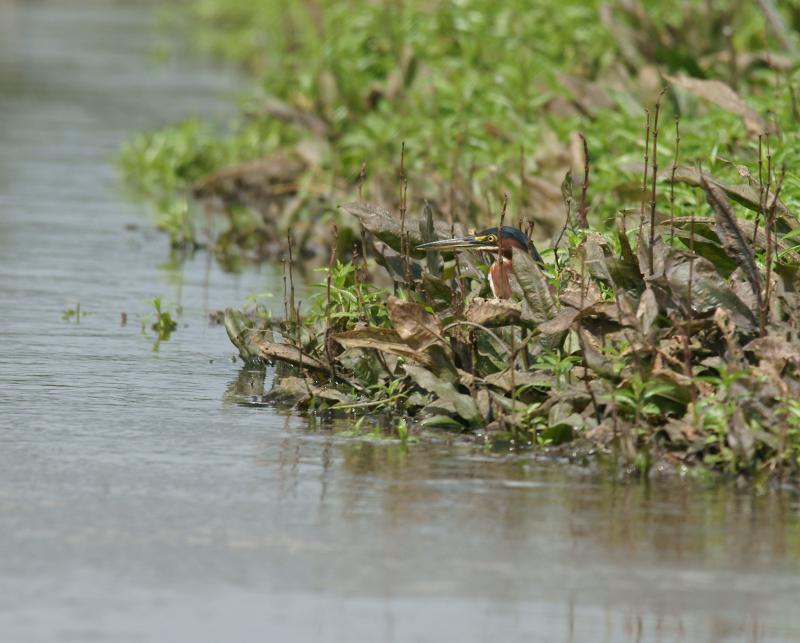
[{"x1": 1, "y1": 2, "x2": 799, "y2": 642}]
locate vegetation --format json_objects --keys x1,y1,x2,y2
[
  {"x1": 142, "y1": 295, "x2": 179, "y2": 342},
  {"x1": 123, "y1": 0, "x2": 800, "y2": 480},
  {"x1": 62, "y1": 302, "x2": 88, "y2": 322}
]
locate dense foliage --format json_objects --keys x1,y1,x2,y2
[{"x1": 123, "y1": 0, "x2": 800, "y2": 479}]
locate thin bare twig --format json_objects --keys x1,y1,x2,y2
[
  {"x1": 325, "y1": 226, "x2": 339, "y2": 380},
  {"x1": 762, "y1": 168, "x2": 785, "y2": 334},
  {"x1": 577, "y1": 133, "x2": 590, "y2": 229},
  {"x1": 669, "y1": 116, "x2": 681, "y2": 244},
  {"x1": 648, "y1": 90, "x2": 666, "y2": 275},
  {"x1": 639, "y1": 109, "x2": 651, "y2": 240},
  {"x1": 357, "y1": 161, "x2": 366, "y2": 202},
  {"x1": 287, "y1": 231, "x2": 296, "y2": 324},
  {"x1": 519, "y1": 145, "x2": 527, "y2": 225}
]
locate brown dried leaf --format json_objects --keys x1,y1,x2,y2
[
  {"x1": 464, "y1": 297, "x2": 522, "y2": 327},
  {"x1": 668, "y1": 167, "x2": 791, "y2": 224},
  {"x1": 636, "y1": 287, "x2": 659, "y2": 338},
  {"x1": 744, "y1": 336, "x2": 800, "y2": 365},
  {"x1": 511, "y1": 247, "x2": 556, "y2": 325},
  {"x1": 341, "y1": 202, "x2": 464, "y2": 254},
  {"x1": 372, "y1": 240, "x2": 422, "y2": 282},
  {"x1": 248, "y1": 334, "x2": 328, "y2": 372},
  {"x1": 666, "y1": 216, "x2": 800, "y2": 263},
  {"x1": 483, "y1": 370, "x2": 551, "y2": 393},
  {"x1": 584, "y1": 235, "x2": 615, "y2": 285},
  {"x1": 665, "y1": 74, "x2": 769, "y2": 135},
  {"x1": 578, "y1": 328, "x2": 617, "y2": 379},
  {"x1": 653, "y1": 248, "x2": 758, "y2": 331},
  {"x1": 333, "y1": 327, "x2": 434, "y2": 367},
  {"x1": 538, "y1": 307, "x2": 580, "y2": 335},
  {"x1": 267, "y1": 376, "x2": 354, "y2": 406},
  {"x1": 387, "y1": 297, "x2": 443, "y2": 351},
  {"x1": 701, "y1": 178, "x2": 762, "y2": 309}
]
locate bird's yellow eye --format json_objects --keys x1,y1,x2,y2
[{"x1": 486, "y1": 235, "x2": 497, "y2": 243}]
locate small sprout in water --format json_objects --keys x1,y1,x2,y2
[
  {"x1": 396, "y1": 418, "x2": 408, "y2": 443},
  {"x1": 141, "y1": 295, "x2": 178, "y2": 341},
  {"x1": 62, "y1": 303, "x2": 89, "y2": 323}
]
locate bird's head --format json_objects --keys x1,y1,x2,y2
[{"x1": 417, "y1": 226, "x2": 541, "y2": 262}]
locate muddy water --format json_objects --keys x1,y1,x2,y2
[{"x1": 1, "y1": 2, "x2": 799, "y2": 642}]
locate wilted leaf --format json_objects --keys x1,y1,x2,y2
[
  {"x1": 654, "y1": 249, "x2": 757, "y2": 331},
  {"x1": 584, "y1": 235, "x2": 615, "y2": 285},
  {"x1": 421, "y1": 202, "x2": 441, "y2": 277},
  {"x1": 266, "y1": 376, "x2": 312, "y2": 405},
  {"x1": 224, "y1": 308, "x2": 269, "y2": 364},
  {"x1": 667, "y1": 166, "x2": 792, "y2": 227},
  {"x1": 606, "y1": 222, "x2": 644, "y2": 294},
  {"x1": 266, "y1": 376, "x2": 354, "y2": 407},
  {"x1": 560, "y1": 169, "x2": 574, "y2": 209},
  {"x1": 701, "y1": 178, "x2": 762, "y2": 309},
  {"x1": 333, "y1": 327, "x2": 434, "y2": 367},
  {"x1": 665, "y1": 74, "x2": 769, "y2": 135},
  {"x1": 372, "y1": 240, "x2": 423, "y2": 282},
  {"x1": 667, "y1": 216, "x2": 800, "y2": 263},
  {"x1": 387, "y1": 296, "x2": 443, "y2": 351},
  {"x1": 342, "y1": 202, "x2": 464, "y2": 255},
  {"x1": 464, "y1": 297, "x2": 522, "y2": 327},
  {"x1": 405, "y1": 364, "x2": 481, "y2": 425},
  {"x1": 538, "y1": 307, "x2": 580, "y2": 335},
  {"x1": 663, "y1": 418, "x2": 697, "y2": 446},
  {"x1": 545, "y1": 401, "x2": 577, "y2": 444},
  {"x1": 636, "y1": 287, "x2": 659, "y2": 338},
  {"x1": 744, "y1": 336, "x2": 800, "y2": 365},
  {"x1": 247, "y1": 334, "x2": 328, "y2": 372},
  {"x1": 421, "y1": 272, "x2": 453, "y2": 302},
  {"x1": 483, "y1": 370, "x2": 550, "y2": 393},
  {"x1": 511, "y1": 246, "x2": 556, "y2": 325},
  {"x1": 578, "y1": 328, "x2": 617, "y2": 379}
]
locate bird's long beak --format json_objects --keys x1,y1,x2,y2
[{"x1": 416, "y1": 236, "x2": 495, "y2": 252}]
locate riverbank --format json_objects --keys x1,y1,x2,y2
[
  {"x1": 123, "y1": 1, "x2": 800, "y2": 481},
  {"x1": 5, "y1": 2, "x2": 800, "y2": 641}
]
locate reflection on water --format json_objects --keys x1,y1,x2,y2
[{"x1": 1, "y1": 1, "x2": 799, "y2": 642}]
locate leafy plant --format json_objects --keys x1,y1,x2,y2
[
  {"x1": 142, "y1": 296, "x2": 178, "y2": 340},
  {"x1": 62, "y1": 303, "x2": 89, "y2": 322}
]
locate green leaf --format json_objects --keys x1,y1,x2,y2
[{"x1": 405, "y1": 364, "x2": 481, "y2": 426}]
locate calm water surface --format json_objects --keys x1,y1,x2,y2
[{"x1": 1, "y1": 2, "x2": 799, "y2": 642}]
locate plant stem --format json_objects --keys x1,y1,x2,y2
[
  {"x1": 669, "y1": 116, "x2": 680, "y2": 244},
  {"x1": 325, "y1": 225, "x2": 338, "y2": 380},
  {"x1": 639, "y1": 109, "x2": 651, "y2": 241},
  {"x1": 648, "y1": 90, "x2": 665, "y2": 275},
  {"x1": 577, "y1": 133, "x2": 590, "y2": 229},
  {"x1": 287, "y1": 231, "x2": 296, "y2": 324}
]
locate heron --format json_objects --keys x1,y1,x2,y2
[{"x1": 417, "y1": 226, "x2": 542, "y2": 300}]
